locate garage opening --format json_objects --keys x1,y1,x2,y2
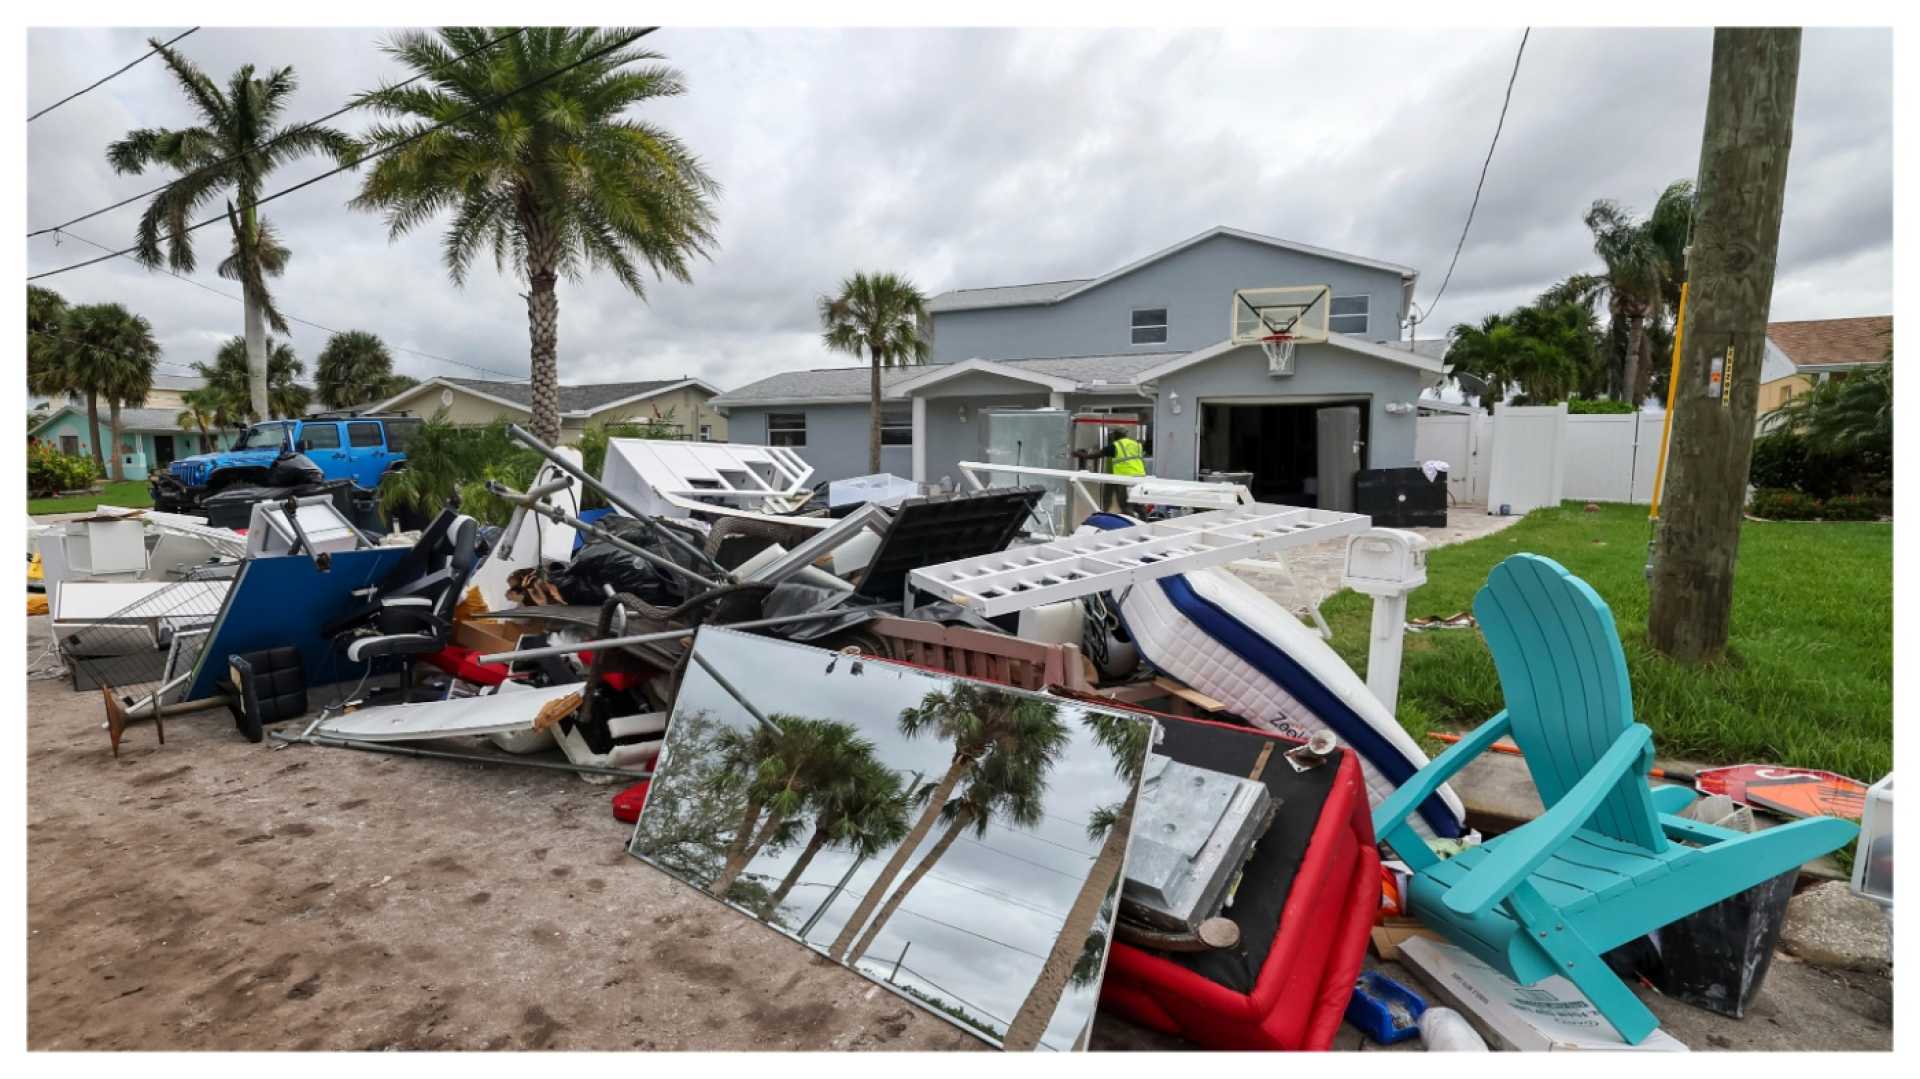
[{"x1": 1197, "y1": 398, "x2": 1369, "y2": 509}]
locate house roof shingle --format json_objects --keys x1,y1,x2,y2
[
  {"x1": 1766, "y1": 316, "x2": 1892, "y2": 369},
  {"x1": 710, "y1": 351, "x2": 1183, "y2": 407}
]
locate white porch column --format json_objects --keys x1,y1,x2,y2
[
  {"x1": 1049, "y1": 391, "x2": 1067, "y2": 409},
  {"x1": 911, "y1": 395, "x2": 927, "y2": 483}
]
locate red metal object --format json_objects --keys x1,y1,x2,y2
[{"x1": 1694, "y1": 764, "x2": 1869, "y2": 821}]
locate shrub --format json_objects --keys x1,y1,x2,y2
[
  {"x1": 1749, "y1": 429, "x2": 1810, "y2": 492},
  {"x1": 27, "y1": 443, "x2": 100, "y2": 498},
  {"x1": 1822, "y1": 494, "x2": 1886, "y2": 521},
  {"x1": 1748, "y1": 487, "x2": 1821, "y2": 520},
  {"x1": 1567, "y1": 398, "x2": 1638, "y2": 415}
]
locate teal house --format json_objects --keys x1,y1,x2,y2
[{"x1": 28, "y1": 403, "x2": 238, "y2": 481}]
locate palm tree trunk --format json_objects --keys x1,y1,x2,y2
[
  {"x1": 523, "y1": 201, "x2": 563, "y2": 446},
  {"x1": 828, "y1": 754, "x2": 970, "y2": 961},
  {"x1": 108, "y1": 399, "x2": 126, "y2": 482},
  {"x1": 84, "y1": 390, "x2": 105, "y2": 477},
  {"x1": 710, "y1": 796, "x2": 766, "y2": 899},
  {"x1": 760, "y1": 827, "x2": 831, "y2": 922},
  {"x1": 1622, "y1": 313, "x2": 1647, "y2": 408},
  {"x1": 240, "y1": 206, "x2": 271, "y2": 422},
  {"x1": 1632, "y1": 322, "x2": 1658, "y2": 405},
  {"x1": 848, "y1": 807, "x2": 973, "y2": 966},
  {"x1": 867, "y1": 346, "x2": 883, "y2": 474},
  {"x1": 1002, "y1": 786, "x2": 1137, "y2": 1051}
]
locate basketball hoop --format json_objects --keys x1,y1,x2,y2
[{"x1": 1260, "y1": 332, "x2": 1297, "y2": 375}]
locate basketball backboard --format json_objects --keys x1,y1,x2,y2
[{"x1": 1231, "y1": 285, "x2": 1332, "y2": 344}]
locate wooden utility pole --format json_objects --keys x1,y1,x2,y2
[{"x1": 1647, "y1": 28, "x2": 1801, "y2": 663}]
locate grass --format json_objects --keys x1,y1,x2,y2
[
  {"x1": 1320, "y1": 502, "x2": 1892, "y2": 782},
  {"x1": 27, "y1": 479, "x2": 153, "y2": 515}
]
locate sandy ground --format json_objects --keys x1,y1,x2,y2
[{"x1": 24, "y1": 615, "x2": 986, "y2": 1052}]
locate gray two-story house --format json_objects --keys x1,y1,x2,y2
[{"x1": 711, "y1": 226, "x2": 1443, "y2": 507}]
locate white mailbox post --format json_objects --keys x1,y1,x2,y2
[{"x1": 1341, "y1": 528, "x2": 1429, "y2": 715}]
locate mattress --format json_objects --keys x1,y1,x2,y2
[{"x1": 1083, "y1": 513, "x2": 1463, "y2": 839}]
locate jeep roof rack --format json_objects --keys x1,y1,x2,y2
[{"x1": 303, "y1": 408, "x2": 416, "y2": 419}]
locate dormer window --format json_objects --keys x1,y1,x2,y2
[{"x1": 1131, "y1": 307, "x2": 1169, "y2": 345}]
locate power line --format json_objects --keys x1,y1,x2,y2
[
  {"x1": 1411, "y1": 27, "x2": 1531, "y2": 332},
  {"x1": 957, "y1": 835, "x2": 1088, "y2": 879},
  {"x1": 28, "y1": 27, "x2": 657, "y2": 283},
  {"x1": 38, "y1": 226, "x2": 526, "y2": 380},
  {"x1": 27, "y1": 28, "x2": 200, "y2": 123},
  {"x1": 28, "y1": 27, "x2": 529, "y2": 239},
  {"x1": 778, "y1": 879, "x2": 1050, "y2": 961}
]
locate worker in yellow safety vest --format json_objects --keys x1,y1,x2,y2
[{"x1": 1074, "y1": 429, "x2": 1148, "y2": 511}]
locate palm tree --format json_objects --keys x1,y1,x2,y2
[
  {"x1": 106, "y1": 40, "x2": 355, "y2": 422},
  {"x1": 1580, "y1": 181, "x2": 1692, "y2": 404},
  {"x1": 1003, "y1": 712, "x2": 1151, "y2": 1051},
  {"x1": 827, "y1": 683, "x2": 1059, "y2": 962},
  {"x1": 707, "y1": 717, "x2": 864, "y2": 902},
  {"x1": 819, "y1": 272, "x2": 932, "y2": 474},
  {"x1": 61, "y1": 304, "x2": 160, "y2": 481},
  {"x1": 197, "y1": 336, "x2": 311, "y2": 424},
  {"x1": 844, "y1": 707, "x2": 1070, "y2": 966},
  {"x1": 27, "y1": 287, "x2": 83, "y2": 454},
  {"x1": 350, "y1": 27, "x2": 720, "y2": 445},
  {"x1": 315, "y1": 330, "x2": 402, "y2": 409},
  {"x1": 176, "y1": 387, "x2": 221, "y2": 453},
  {"x1": 759, "y1": 756, "x2": 910, "y2": 927}
]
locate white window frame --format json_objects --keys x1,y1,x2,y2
[
  {"x1": 698, "y1": 423, "x2": 713, "y2": 442},
  {"x1": 1130, "y1": 306, "x2": 1170, "y2": 346},
  {"x1": 766, "y1": 411, "x2": 807, "y2": 448},
  {"x1": 1329, "y1": 294, "x2": 1370, "y2": 336}
]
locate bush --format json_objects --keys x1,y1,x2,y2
[
  {"x1": 1749, "y1": 429, "x2": 1811, "y2": 492},
  {"x1": 1748, "y1": 487, "x2": 1822, "y2": 520},
  {"x1": 1822, "y1": 494, "x2": 1887, "y2": 521},
  {"x1": 1567, "y1": 398, "x2": 1638, "y2": 415},
  {"x1": 26, "y1": 443, "x2": 100, "y2": 498}
]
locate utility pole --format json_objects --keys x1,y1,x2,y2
[{"x1": 1648, "y1": 28, "x2": 1801, "y2": 663}]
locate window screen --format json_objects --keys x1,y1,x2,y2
[
  {"x1": 767, "y1": 412, "x2": 807, "y2": 447},
  {"x1": 881, "y1": 409, "x2": 913, "y2": 446},
  {"x1": 1131, "y1": 307, "x2": 1169, "y2": 345},
  {"x1": 1329, "y1": 295, "x2": 1370, "y2": 335}
]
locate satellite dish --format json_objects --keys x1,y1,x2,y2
[{"x1": 440, "y1": 388, "x2": 454, "y2": 407}]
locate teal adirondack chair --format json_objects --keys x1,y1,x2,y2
[{"x1": 1372, "y1": 554, "x2": 1858, "y2": 1045}]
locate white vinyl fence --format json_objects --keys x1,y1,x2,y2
[{"x1": 1416, "y1": 406, "x2": 1669, "y2": 513}]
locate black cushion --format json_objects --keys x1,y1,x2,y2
[{"x1": 227, "y1": 646, "x2": 308, "y2": 743}]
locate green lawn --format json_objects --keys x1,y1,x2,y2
[
  {"x1": 1321, "y1": 502, "x2": 1892, "y2": 782},
  {"x1": 27, "y1": 479, "x2": 154, "y2": 515}
]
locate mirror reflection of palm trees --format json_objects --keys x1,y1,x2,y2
[{"x1": 756, "y1": 756, "x2": 911, "y2": 925}]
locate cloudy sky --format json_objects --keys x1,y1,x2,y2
[
  {"x1": 26, "y1": 25, "x2": 1892, "y2": 394},
  {"x1": 634, "y1": 627, "x2": 1145, "y2": 1050}
]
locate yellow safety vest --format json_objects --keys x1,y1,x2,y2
[{"x1": 1111, "y1": 436, "x2": 1146, "y2": 477}]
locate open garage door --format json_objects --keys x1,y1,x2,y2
[{"x1": 1197, "y1": 397, "x2": 1368, "y2": 509}]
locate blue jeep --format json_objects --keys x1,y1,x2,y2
[{"x1": 151, "y1": 413, "x2": 424, "y2": 513}]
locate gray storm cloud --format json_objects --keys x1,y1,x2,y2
[{"x1": 28, "y1": 26, "x2": 1891, "y2": 392}]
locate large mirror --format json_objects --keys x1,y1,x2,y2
[{"x1": 629, "y1": 626, "x2": 1154, "y2": 1051}]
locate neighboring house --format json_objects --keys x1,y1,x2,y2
[
  {"x1": 29, "y1": 371, "x2": 205, "y2": 417},
  {"x1": 28, "y1": 404, "x2": 238, "y2": 480},
  {"x1": 1757, "y1": 315, "x2": 1893, "y2": 416},
  {"x1": 370, "y1": 375, "x2": 728, "y2": 445},
  {"x1": 712, "y1": 226, "x2": 1441, "y2": 505}
]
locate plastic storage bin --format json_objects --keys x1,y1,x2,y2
[{"x1": 1852, "y1": 773, "x2": 1893, "y2": 907}]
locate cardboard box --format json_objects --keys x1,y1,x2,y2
[
  {"x1": 1398, "y1": 935, "x2": 1688, "y2": 1051},
  {"x1": 1369, "y1": 917, "x2": 1440, "y2": 962},
  {"x1": 453, "y1": 618, "x2": 528, "y2": 657}
]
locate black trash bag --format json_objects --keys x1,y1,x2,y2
[
  {"x1": 551, "y1": 516, "x2": 709, "y2": 607},
  {"x1": 268, "y1": 451, "x2": 325, "y2": 487}
]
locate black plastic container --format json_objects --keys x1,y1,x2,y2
[
  {"x1": 1355, "y1": 467, "x2": 1447, "y2": 527},
  {"x1": 1602, "y1": 868, "x2": 1799, "y2": 1018}
]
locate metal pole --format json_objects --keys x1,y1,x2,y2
[
  {"x1": 889, "y1": 940, "x2": 911, "y2": 984},
  {"x1": 799, "y1": 852, "x2": 866, "y2": 939},
  {"x1": 268, "y1": 729, "x2": 653, "y2": 780},
  {"x1": 505, "y1": 423, "x2": 727, "y2": 577},
  {"x1": 689, "y1": 649, "x2": 783, "y2": 736},
  {"x1": 487, "y1": 480, "x2": 723, "y2": 591},
  {"x1": 475, "y1": 607, "x2": 860, "y2": 664},
  {"x1": 1647, "y1": 280, "x2": 1690, "y2": 520},
  {"x1": 496, "y1": 475, "x2": 573, "y2": 560}
]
